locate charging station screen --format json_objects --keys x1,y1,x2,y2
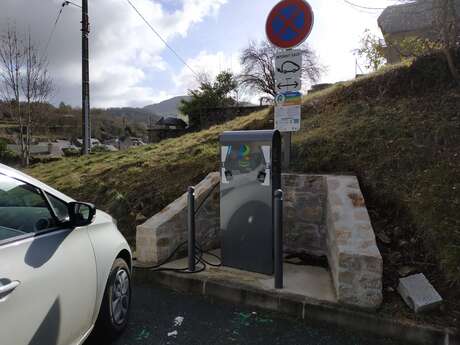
[{"x1": 224, "y1": 144, "x2": 263, "y2": 174}]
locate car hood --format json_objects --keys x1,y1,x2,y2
[{"x1": 93, "y1": 209, "x2": 115, "y2": 225}]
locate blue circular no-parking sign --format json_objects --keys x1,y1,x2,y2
[{"x1": 266, "y1": 0, "x2": 314, "y2": 49}]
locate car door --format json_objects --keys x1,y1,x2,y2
[{"x1": 0, "y1": 173, "x2": 97, "y2": 345}]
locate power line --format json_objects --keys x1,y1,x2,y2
[
  {"x1": 64, "y1": 1, "x2": 82, "y2": 9},
  {"x1": 44, "y1": 3, "x2": 66, "y2": 55},
  {"x1": 346, "y1": 7, "x2": 383, "y2": 15},
  {"x1": 44, "y1": 1, "x2": 82, "y2": 56},
  {"x1": 343, "y1": 0, "x2": 386, "y2": 11},
  {"x1": 124, "y1": 0, "x2": 198, "y2": 77}
]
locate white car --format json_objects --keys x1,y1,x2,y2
[{"x1": 0, "y1": 163, "x2": 132, "y2": 345}]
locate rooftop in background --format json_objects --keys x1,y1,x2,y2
[{"x1": 156, "y1": 117, "x2": 188, "y2": 129}]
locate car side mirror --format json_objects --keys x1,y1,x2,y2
[{"x1": 68, "y1": 202, "x2": 96, "y2": 227}]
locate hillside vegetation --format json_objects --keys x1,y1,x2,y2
[
  {"x1": 292, "y1": 53, "x2": 459, "y2": 286},
  {"x1": 28, "y1": 52, "x2": 459, "y2": 325},
  {"x1": 28, "y1": 110, "x2": 271, "y2": 241}
]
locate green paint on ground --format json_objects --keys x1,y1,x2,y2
[{"x1": 135, "y1": 328, "x2": 150, "y2": 341}]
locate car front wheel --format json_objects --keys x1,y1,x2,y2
[{"x1": 93, "y1": 258, "x2": 131, "y2": 342}]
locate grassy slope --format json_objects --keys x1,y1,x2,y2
[
  {"x1": 28, "y1": 53, "x2": 459, "y2": 327},
  {"x1": 28, "y1": 110, "x2": 272, "y2": 243},
  {"x1": 292, "y1": 55, "x2": 460, "y2": 284}
]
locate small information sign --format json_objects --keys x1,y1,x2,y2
[{"x1": 275, "y1": 105, "x2": 301, "y2": 132}]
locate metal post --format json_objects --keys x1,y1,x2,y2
[
  {"x1": 274, "y1": 189, "x2": 283, "y2": 289},
  {"x1": 281, "y1": 132, "x2": 291, "y2": 170},
  {"x1": 81, "y1": 0, "x2": 91, "y2": 154},
  {"x1": 187, "y1": 186, "x2": 196, "y2": 272}
]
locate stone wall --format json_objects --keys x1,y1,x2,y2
[
  {"x1": 136, "y1": 173, "x2": 328, "y2": 264},
  {"x1": 136, "y1": 172, "x2": 383, "y2": 309},
  {"x1": 283, "y1": 174, "x2": 327, "y2": 256},
  {"x1": 325, "y1": 176, "x2": 383, "y2": 309},
  {"x1": 136, "y1": 172, "x2": 220, "y2": 264}
]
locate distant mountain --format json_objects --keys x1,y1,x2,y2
[
  {"x1": 143, "y1": 96, "x2": 191, "y2": 117},
  {"x1": 107, "y1": 96, "x2": 256, "y2": 125},
  {"x1": 105, "y1": 96, "x2": 190, "y2": 125}
]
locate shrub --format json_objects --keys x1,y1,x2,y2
[{"x1": 62, "y1": 147, "x2": 80, "y2": 157}]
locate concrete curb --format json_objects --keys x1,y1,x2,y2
[{"x1": 134, "y1": 269, "x2": 459, "y2": 345}]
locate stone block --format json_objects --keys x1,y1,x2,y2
[
  {"x1": 244, "y1": 289, "x2": 279, "y2": 312},
  {"x1": 136, "y1": 172, "x2": 220, "y2": 264},
  {"x1": 347, "y1": 192, "x2": 365, "y2": 207},
  {"x1": 303, "y1": 176, "x2": 325, "y2": 193},
  {"x1": 278, "y1": 294, "x2": 304, "y2": 318},
  {"x1": 325, "y1": 175, "x2": 383, "y2": 309},
  {"x1": 397, "y1": 274, "x2": 443, "y2": 313},
  {"x1": 205, "y1": 281, "x2": 245, "y2": 304},
  {"x1": 329, "y1": 193, "x2": 343, "y2": 206},
  {"x1": 282, "y1": 174, "x2": 299, "y2": 187},
  {"x1": 327, "y1": 178, "x2": 341, "y2": 191},
  {"x1": 299, "y1": 206, "x2": 323, "y2": 223},
  {"x1": 353, "y1": 210, "x2": 371, "y2": 222},
  {"x1": 282, "y1": 174, "x2": 328, "y2": 255},
  {"x1": 153, "y1": 272, "x2": 204, "y2": 295}
]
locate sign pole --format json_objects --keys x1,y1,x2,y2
[
  {"x1": 282, "y1": 132, "x2": 291, "y2": 170},
  {"x1": 284, "y1": 49, "x2": 292, "y2": 171},
  {"x1": 266, "y1": 0, "x2": 314, "y2": 171}
]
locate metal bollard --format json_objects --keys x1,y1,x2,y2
[
  {"x1": 187, "y1": 186, "x2": 196, "y2": 272},
  {"x1": 274, "y1": 189, "x2": 283, "y2": 289}
]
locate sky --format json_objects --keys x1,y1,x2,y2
[{"x1": 0, "y1": 0, "x2": 401, "y2": 108}]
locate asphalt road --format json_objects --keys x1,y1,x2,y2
[{"x1": 87, "y1": 284, "x2": 403, "y2": 345}]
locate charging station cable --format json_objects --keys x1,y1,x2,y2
[{"x1": 133, "y1": 242, "x2": 222, "y2": 273}]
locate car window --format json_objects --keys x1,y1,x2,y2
[
  {"x1": 0, "y1": 174, "x2": 59, "y2": 242},
  {"x1": 46, "y1": 193, "x2": 69, "y2": 222}
]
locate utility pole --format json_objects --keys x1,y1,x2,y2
[{"x1": 81, "y1": 0, "x2": 91, "y2": 154}]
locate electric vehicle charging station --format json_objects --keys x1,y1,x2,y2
[{"x1": 220, "y1": 130, "x2": 282, "y2": 275}]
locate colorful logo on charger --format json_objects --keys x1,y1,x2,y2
[{"x1": 238, "y1": 144, "x2": 251, "y2": 169}]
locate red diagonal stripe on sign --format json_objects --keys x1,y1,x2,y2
[{"x1": 277, "y1": 9, "x2": 304, "y2": 37}]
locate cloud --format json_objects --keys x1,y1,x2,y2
[
  {"x1": 173, "y1": 50, "x2": 242, "y2": 92},
  {"x1": 0, "y1": 0, "x2": 227, "y2": 107}
]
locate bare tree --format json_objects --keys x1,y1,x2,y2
[
  {"x1": 239, "y1": 40, "x2": 322, "y2": 98},
  {"x1": 0, "y1": 25, "x2": 53, "y2": 166},
  {"x1": 22, "y1": 32, "x2": 53, "y2": 165},
  {"x1": 0, "y1": 25, "x2": 22, "y2": 154}
]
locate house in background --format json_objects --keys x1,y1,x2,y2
[
  {"x1": 378, "y1": 0, "x2": 460, "y2": 63},
  {"x1": 156, "y1": 117, "x2": 188, "y2": 130},
  {"x1": 148, "y1": 116, "x2": 188, "y2": 143}
]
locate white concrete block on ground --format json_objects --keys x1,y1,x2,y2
[{"x1": 397, "y1": 273, "x2": 443, "y2": 313}]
